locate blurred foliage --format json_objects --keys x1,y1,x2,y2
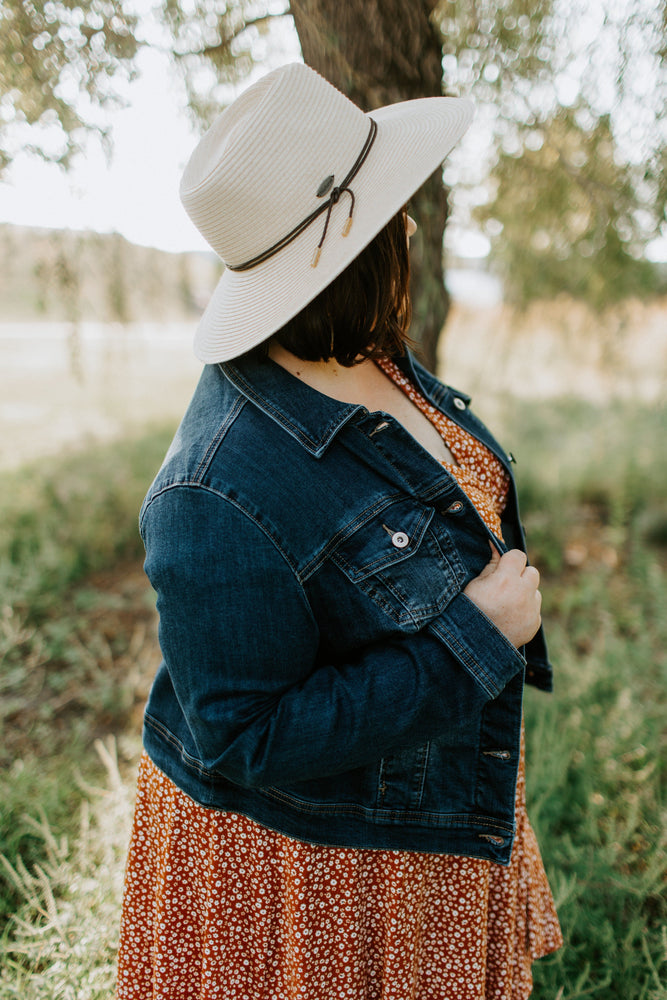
[
  {"x1": 481, "y1": 109, "x2": 662, "y2": 307},
  {"x1": 0, "y1": 426, "x2": 170, "y2": 617},
  {"x1": 0, "y1": 427, "x2": 171, "y2": 922},
  {"x1": 0, "y1": 223, "x2": 222, "y2": 321},
  {"x1": 434, "y1": 0, "x2": 667, "y2": 306},
  {"x1": 0, "y1": 0, "x2": 140, "y2": 171},
  {"x1": 1, "y1": 0, "x2": 666, "y2": 311},
  {"x1": 157, "y1": 0, "x2": 281, "y2": 127},
  {"x1": 498, "y1": 395, "x2": 667, "y2": 575}
]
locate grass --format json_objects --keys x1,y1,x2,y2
[
  {"x1": 1, "y1": 399, "x2": 666, "y2": 998},
  {"x1": 524, "y1": 548, "x2": 667, "y2": 999},
  {"x1": 0, "y1": 426, "x2": 172, "y2": 617},
  {"x1": 0, "y1": 739, "x2": 135, "y2": 1000},
  {"x1": 503, "y1": 397, "x2": 667, "y2": 999},
  {"x1": 0, "y1": 426, "x2": 172, "y2": 927}
]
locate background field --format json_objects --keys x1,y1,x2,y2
[{"x1": 0, "y1": 283, "x2": 666, "y2": 998}]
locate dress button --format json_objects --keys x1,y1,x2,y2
[
  {"x1": 391, "y1": 531, "x2": 410, "y2": 549},
  {"x1": 453, "y1": 397, "x2": 466, "y2": 410}
]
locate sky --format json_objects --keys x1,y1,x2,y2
[{"x1": 0, "y1": 44, "x2": 217, "y2": 255}]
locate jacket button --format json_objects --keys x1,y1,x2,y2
[
  {"x1": 479, "y1": 833, "x2": 505, "y2": 846},
  {"x1": 369, "y1": 420, "x2": 390, "y2": 437},
  {"x1": 453, "y1": 397, "x2": 466, "y2": 410},
  {"x1": 391, "y1": 531, "x2": 409, "y2": 549}
]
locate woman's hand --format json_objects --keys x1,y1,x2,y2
[{"x1": 463, "y1": 546, "x2": 542, "y2": 648}]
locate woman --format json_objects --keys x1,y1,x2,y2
[{"x1": 116, "y1": 62, "x2": 562, "y2": 999}]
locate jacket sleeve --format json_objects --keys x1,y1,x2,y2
[{"x1": 141, "y1": 483, "x2": 526, "y2": 788}]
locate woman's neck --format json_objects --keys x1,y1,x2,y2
[{"x1": 268, "y1": 342, "x2": 376, "y2": 405}]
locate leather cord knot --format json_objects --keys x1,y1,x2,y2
[
  {"x1": 228, "y1": 118, "x2": 377, "y2": 273},
  {"x1": 312, "y1": 186, "x2": 355, "y2": 268}
]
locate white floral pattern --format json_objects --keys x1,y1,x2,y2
[{"x1": 375, "y1": 357, "x2": 510, "y2": 536}]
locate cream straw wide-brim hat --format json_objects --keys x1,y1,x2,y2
[{"x1": 180, "y1": 62, "x2": 473, "y2": 363}]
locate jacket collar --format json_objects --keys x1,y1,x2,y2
[{"x1": 220, "y1": 350, "x2": 471, "y2": 458}]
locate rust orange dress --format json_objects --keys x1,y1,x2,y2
[{"x1": 116, "y1": 359, "x2": 562, "y2": 1000}]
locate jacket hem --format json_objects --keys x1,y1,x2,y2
[{"x1": 143, "y1": 721, "x2": 516, "y2": 865}]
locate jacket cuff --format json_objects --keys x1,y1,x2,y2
[{"x1": 428, "y1": 592, "x2": 526, "y2": 699}]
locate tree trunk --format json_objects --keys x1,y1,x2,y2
[{"x1": 289, "y1": 0, "x2": 449, "y2": 372}]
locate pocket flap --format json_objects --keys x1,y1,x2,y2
[{"x1": 332, "y1": 501, "x2": 435, "y2": 582}]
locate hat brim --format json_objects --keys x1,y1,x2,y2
[{"x1": 193, "y1": 95, "x2": 474, "y2": 363}]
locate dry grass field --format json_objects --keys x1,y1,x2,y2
[
  {"x1": 1, "y1": 294, "x2": 665, "y2": 471},
  {"x1": 441, "y1": 295, "x2": 667, "y2": 408}
]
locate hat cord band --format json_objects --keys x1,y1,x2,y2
[{"x1": 227, "y1": 117, "x2": 378, "y2": 273}]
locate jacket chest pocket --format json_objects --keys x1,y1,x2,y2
[{"x1": 330, "y1": 500, "x2": 467, "y2": 629}]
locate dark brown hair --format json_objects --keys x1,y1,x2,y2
[{"x1": 267, "y1": 207, "x2": 412, "y2": 366}]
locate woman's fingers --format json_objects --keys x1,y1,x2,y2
[
  {"x1": 497, "y1": 548, "x2": 527, "y2": 574},
  {"x1": 488, "y1": 541, "x2": 501, "y2": 562},
  {"x1": 475, "y1": 542, "x2": 502, "y2": 580},
  {"x1": 463, "y1": 547, "x2": 542, "y2": 647}
]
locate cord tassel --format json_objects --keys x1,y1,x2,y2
[
  {"x1": 233, "y1": 118, "x2": 377, "y2": 273},
  {"x1": 312, "y1": 187, "x2": 355, "y2": 266}
]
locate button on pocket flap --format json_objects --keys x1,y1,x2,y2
[{"x1": 332, "y1": 502, "x2": 435, "y2": 582}]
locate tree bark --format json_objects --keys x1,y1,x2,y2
[{"x1": 289, "y1": 0, "x2": 449, "y2": 372}]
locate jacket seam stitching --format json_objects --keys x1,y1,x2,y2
[
  {"x1": 220, "y1": 362, "x2": 361, "y2": 455},
  {"x1": 141, "y1": 481, "x2": 307, "y2": 585},
  {"x1": 300, "y1": 491, "x2": 406, "y2": 578},
  {"x1": 193, "y1": 393, "x2": 247, "y2": 482},
  {"x1": 260, "y1": 785, "x2": 514, "y2": 828},
  {"x1": 428, "y1": 619, "x2": 503, "y2": 698},
  {"x1": 144, "y1": 717, "x2": 517, "y2": 832},
  {"x1": 414, "y1": 741, "x2": 430, "y2": 808}
]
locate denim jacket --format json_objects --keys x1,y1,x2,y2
[{"x1": 139, "y1": 350, "x2": 553, "y2": 865}]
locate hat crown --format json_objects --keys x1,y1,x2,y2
[{"x1": 180, "y1": 63, "x2": 370, "y2": 267}]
